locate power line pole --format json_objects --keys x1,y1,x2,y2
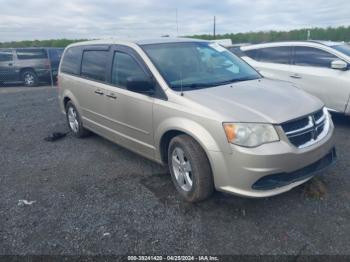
[
  {"x1": 176, "y1": 8, "x2": 179, "y2": 37},
  {"x1": 213, "y1": 16, "x2": 216, "y2": 39}
]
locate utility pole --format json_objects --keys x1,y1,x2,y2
[
  {"x1": 213, "y1": 16, "x2": 216, "y2": 39},
  {"x1": 176, "y1": 8, "x2": 179, "y2": 37}
]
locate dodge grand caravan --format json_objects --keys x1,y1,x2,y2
[{"x1": 58, "y1": 38, "x2": 336, "y2": 202}]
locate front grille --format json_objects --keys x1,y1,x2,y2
[{"x1": 281, "y1": 108, "x2": 329, "y2": 148}]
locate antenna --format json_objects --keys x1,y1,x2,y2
[{"x1": 176, "y1": 8, "x2": 179, "y2": 37}]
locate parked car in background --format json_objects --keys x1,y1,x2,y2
[
  {"x1": 58, "y1": 39, "x2": 336, "y2": 202},
  {"x1": 236, "y1": 41, "x2": 350, "y2": 116},
  {"x1": 47, "y1": 48, "x2": 64, "y2": 80},
  {"x1": 0, "y1": 48, "x2": 54, "y2": 87}
]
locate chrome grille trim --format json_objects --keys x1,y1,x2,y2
[
  {"x1": 285, "y1": 116, "x2": 314, "y2": 136},
  {"x1": 281, "y1": 108, "x2": 330, "y2": 149}
]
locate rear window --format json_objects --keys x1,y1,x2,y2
[
  {"x1": 81, "y1": 50, "x2": 108, "y2": 82},
  {"x1": 0, "y1": 49, "x2": 13, "y2": 62},
  {"x1": 16, "y1": 49, "x2": 47, "y2": 60},
  {"x1": 60, "y1": 47, "x2": 82, "y2": 75}
]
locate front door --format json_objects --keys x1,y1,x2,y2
[
  {"x1": 290, "y1": 46, "x2": 350, "y2": 113},
  {"x1": 102, "y1": 46, "x2": 155, "y2": 158}
]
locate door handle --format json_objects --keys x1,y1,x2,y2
[
  {"x1": 106, "y1": 93, "x2": 117, "y2": 99},
  {"x1": 290, "y1": 74, "x2": 302, "y2": 79},
  {"x1": 8, "y1": 63, "x2": 13, "y2": 66},
  {"x1": 94, "y1": 90, "x2": 104, "y2": 95}
]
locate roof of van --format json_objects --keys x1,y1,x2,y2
[{"x1": 68, "y1": 37, "x2": 208, "y2": 47}]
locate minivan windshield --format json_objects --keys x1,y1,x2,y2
[
  {"x1": 331, "y1": 44, "x2": 350, "y2": 57},
  {"x1": 142, "y1": 42, "x2": 261, "y2": 91}
]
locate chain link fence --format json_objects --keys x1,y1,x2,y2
[{"x1": 0, "y1": 47, "x2": 63, "y2": 87}]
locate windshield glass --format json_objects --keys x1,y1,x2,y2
[
  {"x1": 332, "y1": 44, "x2": 350, "y2": 57},
  {"x1": 142, "y1": 42, "x2": 260, "y2": 91}
]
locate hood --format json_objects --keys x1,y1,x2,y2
[{"x1": 183, "y1": 78, "x2": 324, "y2": 124}]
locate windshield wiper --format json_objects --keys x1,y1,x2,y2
[
  {"x1": 171, "y1": 83, "x2": 214, "y2": 89},
  {"x1": 211, "y1": 76, "x2": 260, "y2": 86},
  {"x1": 171, "y1": 76, "x2": 260, "y2": 90}
]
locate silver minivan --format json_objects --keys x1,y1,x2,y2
[{"x1": 58, "y1": 38, "x2": 336, "y2": 202}]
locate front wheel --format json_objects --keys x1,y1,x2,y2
[{"x1": 168, "y1": 134, "x2": 214, "y2": 202}]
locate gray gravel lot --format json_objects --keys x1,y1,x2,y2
[{"x1": 0, "y1": 86, "x2": 350, "y2": 255}]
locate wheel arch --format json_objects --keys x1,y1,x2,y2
[
  {"x1": 60, "y1": 89, "x2": 81, "y2": 116},
  {"x1": 20, "y1": 67, "x2": 36, "y2": 76},
  {"x1": 156, "y1": 118, "x2": 222, "y2": 165}
]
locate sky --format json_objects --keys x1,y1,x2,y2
[{"x1": 0, "y1": 0, "x2": 350, "y2": 42}]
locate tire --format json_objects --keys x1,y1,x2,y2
[
  {"x1": 168, "y1": 134, "x2": 214, "y2": 202},
  {"x1": 21, "y1": 70, "x2": 39, "y2": 87},
  {"x1": 65, "y1": 101, "x2": 90, "y2": 138}
]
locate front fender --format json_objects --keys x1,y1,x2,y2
[{"x1": 155, "y1": 117, "x2": 223, "y2": 162}]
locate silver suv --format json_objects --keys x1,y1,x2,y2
[
  {"x1": 0, "y1": 48, "x2": 52, "y2": 87},
  {"x1": 58, "y1": 38, "x2": 336, "y2": 202}
]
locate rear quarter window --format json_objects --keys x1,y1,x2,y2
[
  {"x1": 0, "y1": 49, "x2": 13, "y2": 62},
  {"x1": 16, "y1": 49, "x2": 48, "y2": 60},
  {"x1": 60, "y1": 47, "x2": 82, "y2": 75}
]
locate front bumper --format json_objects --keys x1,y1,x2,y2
[{"x1": 209, "y1": 120, "x2": 335, "y2": 198}]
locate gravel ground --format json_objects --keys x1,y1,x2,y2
[{"x1": 0, "y1": 86, "x2": 349, "y2": 255}]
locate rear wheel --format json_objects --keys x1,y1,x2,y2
[
  {"x1": 168, "y1": 134, "x2": 214, "y2": 202},
  {"x1": 65, "y1": 101, "x2": 90, "y2": 138},
  {"x1": 22, "y1": 70, "x2": 38, "y2": 87}
]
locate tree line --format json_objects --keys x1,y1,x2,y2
[
  {"x1": 0, "y1": 26, "x2": 349, "y2": 48},
  {"x1": 0, "y1": 39, "x2": 87, "y2": 48},
  {"x1": 191, "y1": 26, "x2": 350, "y2": 44}
]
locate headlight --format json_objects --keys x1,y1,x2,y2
[{"x1": 223, "y1": 123, "x2": 279, "y2": 147}]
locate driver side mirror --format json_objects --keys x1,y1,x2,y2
[
  {"x1": 126, "y1": 76, "x2": 155, "y2": 95},
  {"x1": 331, "y1": 59, "x2": 348, "y2": 70}
]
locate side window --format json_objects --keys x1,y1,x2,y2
[
  {"x1": 61, "y1": 47, "x2": 82, "y2": 75},
  {"x1": 244, "y1": 49, "x2": 259, "y2": 60},
  {"x1": 0, "y1": 50, "x2": 13, "y2": 62},
  {"x1": 111, "y1": 51, "x2": 148, "y2": 89},
  {"x1": 228, "y1": 47, "x2": 245, "y2": 58},
  {"x1": 294, "y1": 46, "x2": 337, "y2": 68},
  {"x1": 81, "y1": 50, "x2": 108, "y2": 81},
  {"x1": 258, "y1": 47, "x2": 291, "y2": 64},
  {"x1": 16, "y1": 49, "x2": 47, "y2": 60}
]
